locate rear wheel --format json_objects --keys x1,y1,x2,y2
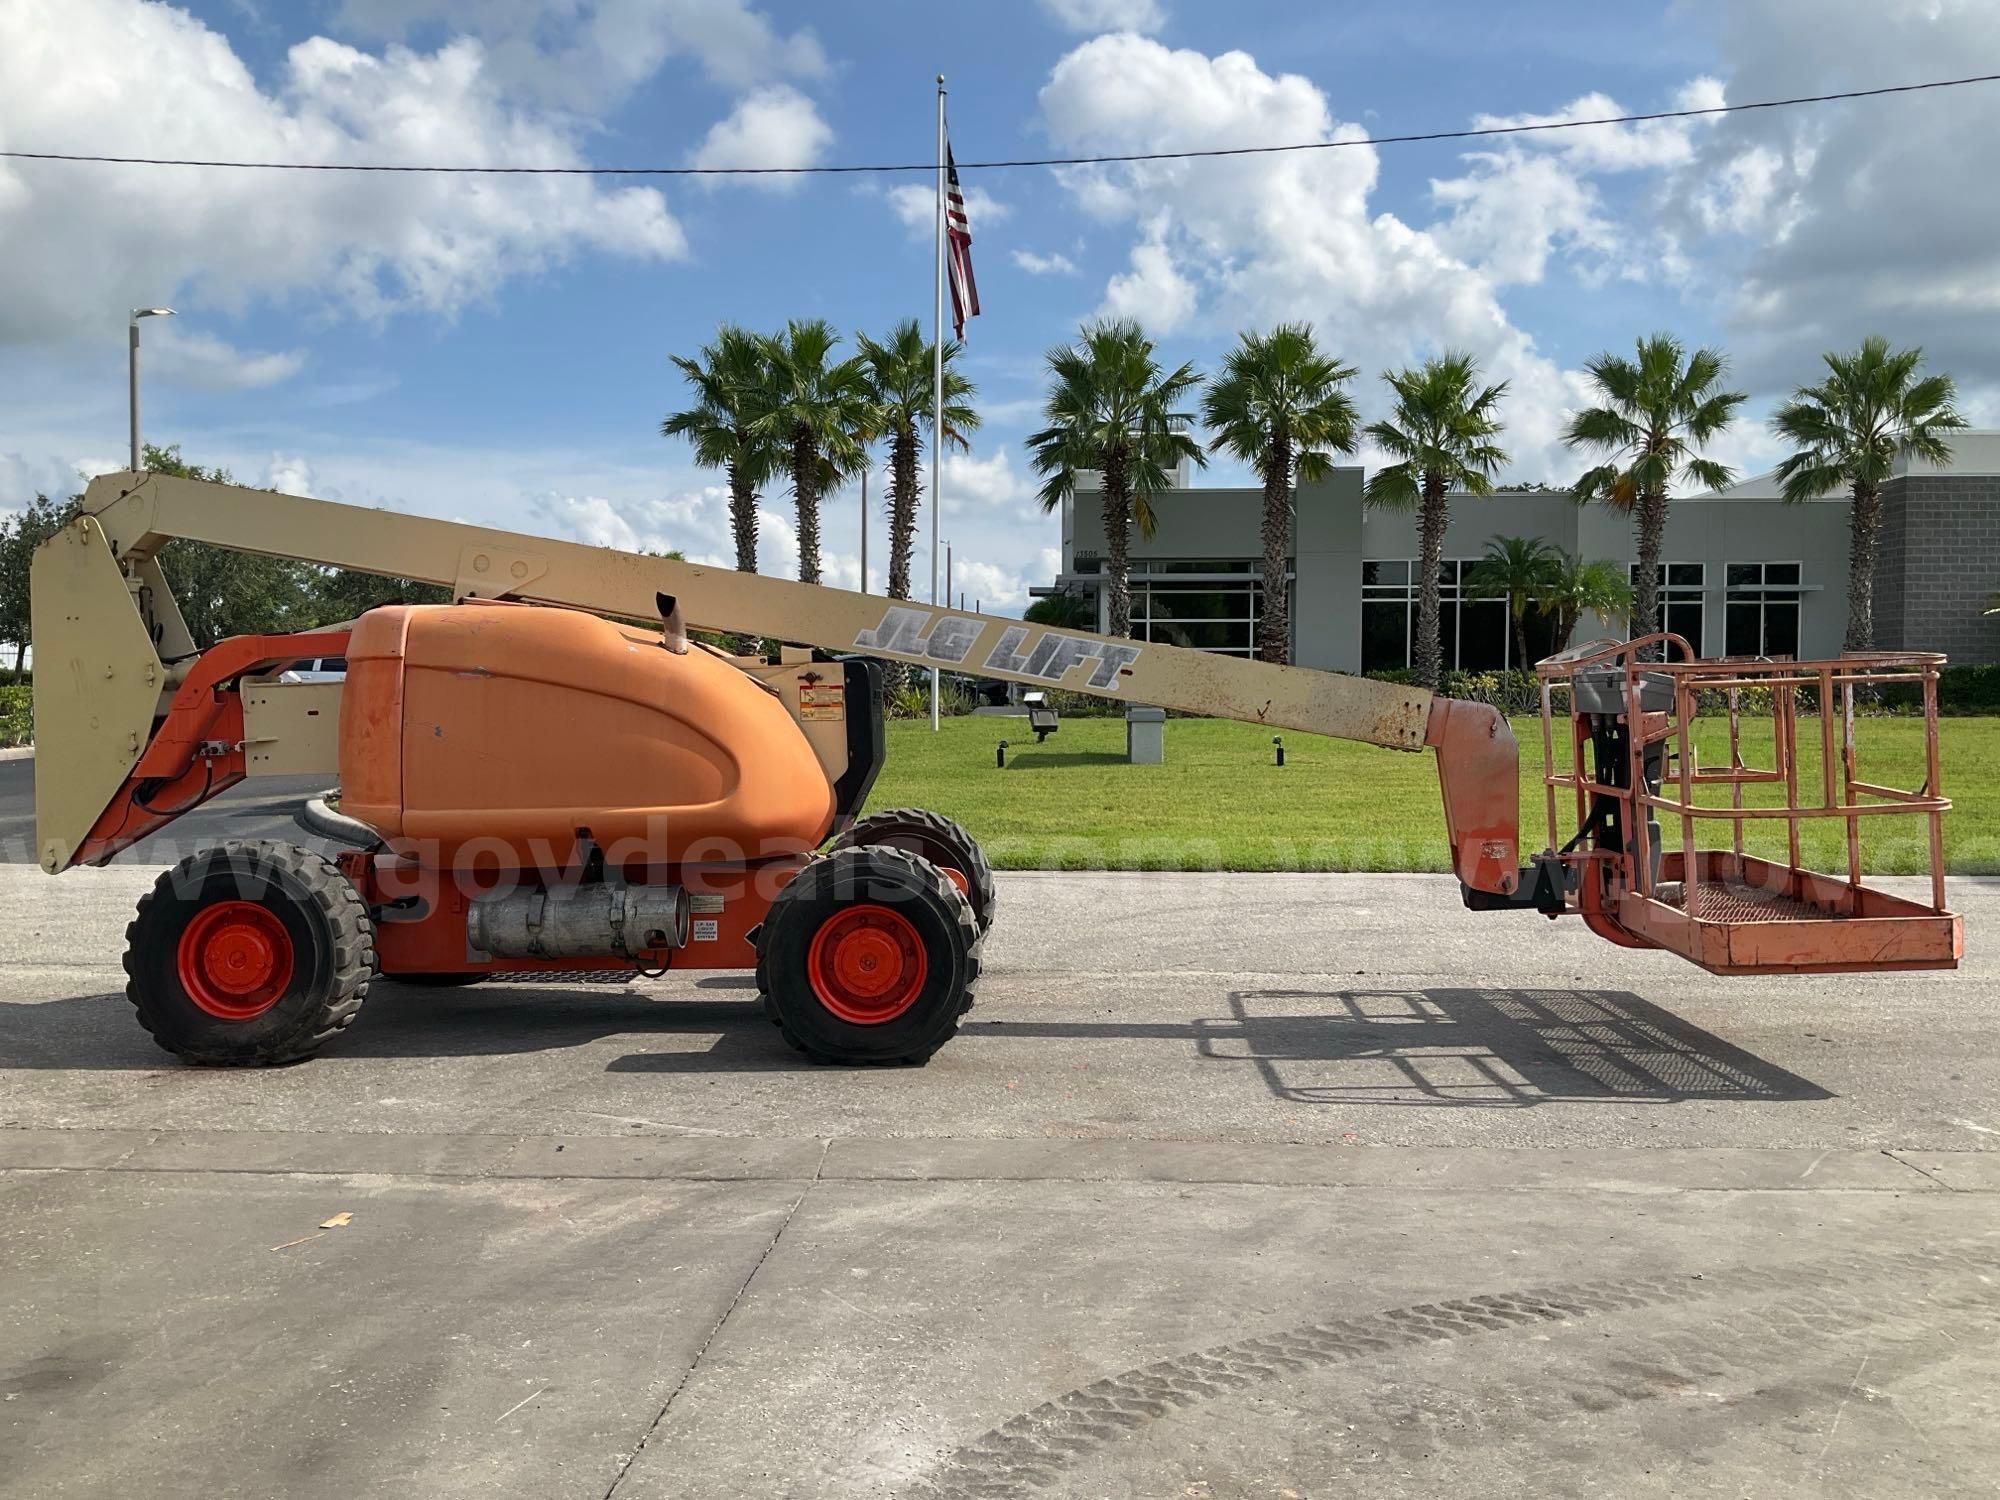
[
  {"x1": 124, "y1": 841, "x2": 375, "y2": 1065},
  {"x1": 757, "y1": 846, "x2": 979, "y2": 1065},
  {"x1": 828, "y1": 807, "x2": 996, "y2": 935}
]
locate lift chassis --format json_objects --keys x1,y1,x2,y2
[{"x1": 31, "y1": 471, "x2": 1963, "y2": 1066}]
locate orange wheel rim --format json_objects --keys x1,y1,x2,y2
[
  {"x1": 177, "y1": 900, "x2": 294, "y2": 1020},
  {"x1": 806, "y1": 904, "x2": 927, "y2": 1025}
]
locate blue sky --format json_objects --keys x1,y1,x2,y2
[{"x1": 5, "y1": 0, "x2": 1999, "y2": 613}]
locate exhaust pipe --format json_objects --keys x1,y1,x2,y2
[{"x1": 467, "y1": 883, "x2": 692, "y2": 960}]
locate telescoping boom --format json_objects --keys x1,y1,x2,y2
[{"x1": 30, "y1": 470, "x2": 1963, "y2": 1068}]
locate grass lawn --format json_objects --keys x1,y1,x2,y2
[{"x1": 865, "y1": 713, "x2": 2000, "y2": 875}]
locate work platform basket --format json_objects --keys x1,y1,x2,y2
[{"x1": 1534, "y1": 635, "x2": 1962, "y2": 975}]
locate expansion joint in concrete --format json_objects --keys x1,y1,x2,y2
[{"x1": 599, "y1": 1136, "x2": 831, "y2": 1500}]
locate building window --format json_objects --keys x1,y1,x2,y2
[
  {"x1": 1630, "y1": 562, "x2": 1707, "y2": 655},
  {"x1": 1360, "y1": 559, "x2": 1527, "y2": 674},
  {"x1": 1087, "y1": 561, "x2": 1280, "y2": 657},
  {"x1": 1131, "y1": 579, "x2": 1267, "y2": 656},
  {"x1": 1724, "y1": 562, "x2": 1801, "y2": 658}
]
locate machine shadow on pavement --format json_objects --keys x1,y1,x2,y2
[
  {"x1": 0, "y1": 984, "x2": 796, "y2": 1070},
  {"x1": 1203, "y1": 987, "x2": 1831, "y2": 1107},
  {"x1": 923, "y1": 987, "x2": 1830, "y2": 1108},
  {"x1": 1, "y1": 980, "x2": 1829, "y2": 1104}
]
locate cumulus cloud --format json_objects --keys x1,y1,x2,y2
[
  {"x1": 1426, "y1": 78, "x2": 1725, "y2": 290},
  {"x1": 1416, "y1": 2, "x2": 2000, "y2": 407},
  {"x1": 1660, "y1": 0, "x2": 2000, "y2": 390},
  {"x1": 0, "y1": 451, "x2": 109, "y2": 508},
  {"x1": 689, "y1": 85, "x2": 835, "y2": 185},
  {"x1": 529, "y1": 493, "x2": 649, "y2": 553},
  {"x1": 1465, "y1": 79, "x2": 1724, "y2": 174},
  {"x1": 146, "y1": 328, "x2": 307, "y2": 391},
  {"x1": 1428, "y1": 149, "x2": 1618, "y2": 288},
  {"x1": 1037, "y1": 34, "x2": 1590, "y2": 478},
  {"x1": 942, "y1": 448, "x2": 1038, "y2": 516},
  {"x1": 528, "y1": 487, "x2": 732, "y2": 554},
  {"x1": 886, "y1": 182, "x2": 1010, "y2": 237},
  {"x1": 1038, "y1": 0, "x2": 1166, "y2": 35},
  {"x1": 262, "y1": 454, "x2": 316, "y2": 496},
  {"x1": 1012, "y1": 249, "x2": 1078, "y2": 276},
  {"x1": 334, "y1": 0, "x2": 827, "y2": 106},
  {"x1": 1097, "y1": 223, "x2": 1197, "y2": 332},
  {"x1": 525, "y1": 484, "x2": 868, "y2": 590},
  {"x1": 0, "y1": 0, "x2": 687, "y2": 346},
  {"x1": 1414, "y1": 3, "x2": 2000, "y2": 407},
  {"x1": 950, "y1": 559, "x2": 1031, "y2": 611}
]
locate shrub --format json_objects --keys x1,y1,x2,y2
[
  {"x1": 886, "y1": 680, "x2": 976, "y2": 720},
  {"x1": 1365, "y1": 668, "x2": 1543, "y2": 715},
  {"x1": 0, "y1": 683, "x2": 30, "y2": 747},
  {"x1": 1044, "y1": 688, "x2": 1127, "y2": 718},
  {"x1": 1938, "y1": 664, "x2": 2000, "y2": 715},
  {"x1": 1367, "y1": 663, "x2": 2000, "y2": 718}
]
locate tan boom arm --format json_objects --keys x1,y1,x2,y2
[{"x1": 33, "y1": 471, "x2": 1518, "y2": 892}]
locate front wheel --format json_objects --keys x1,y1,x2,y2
[
  {"x1": 757, "y1": 846, "x2": 980, "y2": 1065},
  {"x1": 124, "y1": 841, "x2": 375, "y2": 1065}
]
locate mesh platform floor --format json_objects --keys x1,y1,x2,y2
[{"x1": 1651, "y1": 877, "x2": 1835, "y2": 923}]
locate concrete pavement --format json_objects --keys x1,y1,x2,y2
[{"x1": 2, "y1": 857, "x2": 1997, "y2": 1496}]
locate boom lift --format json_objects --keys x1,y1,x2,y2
[{"x1": 32, "y1": 471, "x2": 1963, "y2": 1066}]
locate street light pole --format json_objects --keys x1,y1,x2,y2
[{"x1": 128, "y1": 307, "x2": 174, "y2": 471}]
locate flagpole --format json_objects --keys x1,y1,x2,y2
[
  {"x1": 859, "y1": 466, "x2": 868, "y2": 593},
  {"x1": 929, "y1": 73, "x2": 946, "y2": 733}
]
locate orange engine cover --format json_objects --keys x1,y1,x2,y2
[{"x1": 340, "y1": 601, "x2": 836, "y2": 868}]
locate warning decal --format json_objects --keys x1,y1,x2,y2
[{"x1": 800, "y1": 683, "x2": 845, "y2": 722}]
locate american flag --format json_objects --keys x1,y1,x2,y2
[{"x1": 945, "y1": 146, "x2": 980, "y2": 339}]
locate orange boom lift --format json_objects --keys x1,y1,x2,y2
[{"x1": 31, "y1": 471, "x2": 1963, "y2": 1065}]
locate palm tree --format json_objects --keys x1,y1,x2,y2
[
  {"x1": 1362, "y1": 353, "x2": 1510, "y2": 689},
  {"x1": 1200, "y1": 324, "x2": 1358, "y2": 665},
  {"x1": 1537, "y1": 550, "x2": 1633, "y2": 653},
  {"x1": 661, "y1": 325, "x2": 775, "y2": 575},
  {"x1": 1771, "y1": 336, "x2": 1965, "y2": 651},
  {"x1": 1539, "y1": 552, "x2": 1634, "y2": 654},
  {"x1": 1026, "y1": 320, "x2": 1206, "y2": 638},
  {"x1": 1023, "y1": 588, "x2": 1094, "y2": 630},
  {"x1": 750, "y1": 319, "x2": 871, "y2": 585},
  {"x1": 1463, "y1": 535, "x2": 1558, "y2": 670},
  {"x1": 855, "y1": 320, "x2": 980, "y2": 605},
  {"x1": 1565, "y1": 334, "x2": 1746, "y2": 652}
]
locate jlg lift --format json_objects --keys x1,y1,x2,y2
[{"x1": 31, "y1": 471, "x2": 1963, "y2": 1066}]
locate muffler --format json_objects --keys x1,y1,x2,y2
[{"x1": 467, "y1": 883, "x2": 692, "y2": 959}]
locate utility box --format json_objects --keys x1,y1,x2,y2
[{"x1": 1125, "y1": 704, "x2": 1166, "y2": 765}]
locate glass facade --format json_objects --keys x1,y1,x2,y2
[
  {"x1": 1076, "y1": 560, "x2": 1280, "y2": 658},
  {"x1": 1060, "y1": 508, "x2": 1832, "y2": 669},
  {"x1": 1724, "y1": 562, "x2": 1802, "y2": 658},
  {"x1": 1131, "y1": 562, "x2": 1270, "y2": 656},
  {"x1": 1361, "y1": 559, "x2": 1548, "y2": 673},
  {"x1": 1630, "y1": 562, "x2": 1708, "y2": 655}
]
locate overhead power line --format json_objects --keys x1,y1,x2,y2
[{"x1": 3, "y1": 71, "x2": 1995, "y2": 177}]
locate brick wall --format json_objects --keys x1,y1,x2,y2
[{"x1": 1878, "y1": 475, "x2": 2000, "y2": 662}]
